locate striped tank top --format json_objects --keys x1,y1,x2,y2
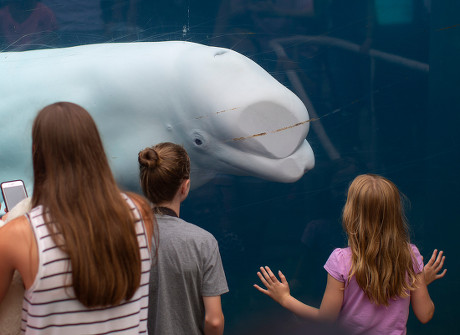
[{"x1": 21, "y1": 194, "x2": 151, "y2": 334}]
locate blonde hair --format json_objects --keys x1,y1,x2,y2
[{"x1": 342, "y1": 174, "x2": 418, "y2": 306}]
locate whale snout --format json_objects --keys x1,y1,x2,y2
[
  {"x1": 230, "y1": 100, "x2": 310, "y2": 160},
  {"x1": 273, "y1": 140, "x2": 315, "y2": 182},
  {"x1": 208, "y1": 96, "x2": 314, "y2": 183}
]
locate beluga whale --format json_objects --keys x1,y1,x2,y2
[{"x1": 0, "y1": 41, "x2": 315, "y2": 194}]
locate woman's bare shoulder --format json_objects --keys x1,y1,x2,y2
[
  {"x1": 0, "y1": 215, "x2": 38, "y2": 288},
  {"x1": 0, "y1": 215, "x2": 31, "y2": 237},
  {"x1": 0, "y1": 216, "x2": 33, "y2": 254}
]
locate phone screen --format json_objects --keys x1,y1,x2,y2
[{"x1": 1, "y1": 180, "x2": 28, "y2": 212}]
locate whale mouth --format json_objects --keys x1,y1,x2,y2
[{"x1": 217, "y1": 140, "x2": 315, "y2": 183}]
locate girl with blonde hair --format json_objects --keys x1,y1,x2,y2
[{"x1": 255, "y1": 174, "x2": 446, "y2": 334}]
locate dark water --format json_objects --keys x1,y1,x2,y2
[{"x1": 1, "y1": 0, "x2": 458, "y2": 334}]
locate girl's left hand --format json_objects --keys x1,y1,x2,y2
[{"x1": 254, "y1": 266, "x2": 291, "y2": 305}]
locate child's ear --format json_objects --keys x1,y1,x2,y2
[{"x1": 180, "y1": 179, "x2": 190, "y2": 199}]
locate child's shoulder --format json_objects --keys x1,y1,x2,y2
[
  {"x1": 409, "y1": 243, "x2": 424, "y2": 272},
  {"x1": 327, "y1": 247, "x2": 352, "y2": 267},
  {"x1": 330, "y1": 246, "x2": 352, "y2": 259},
  {"x1": 409, "y1": 243, "x2": 421, "y2": 253},
  {"x1": 325, "y1": 247, "x2": 352, "y2": 281}
]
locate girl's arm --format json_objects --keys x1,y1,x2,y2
[
  {"x1": 410, "y1": 272, "x2": 434, "y2": 323},
  {"x1": 411, "y1": 249, "x2": 446, "y2": 324},
  {"x1": 254, "y1": 266, "x2": 344, "y2": 321}
]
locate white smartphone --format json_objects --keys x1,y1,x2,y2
[{"x1": 1, "y1": 180, "x2": 28, "y2": 212}]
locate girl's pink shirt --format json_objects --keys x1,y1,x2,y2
[{"x1": 324, "y1": 245, "x2": 423, "y2": 335}]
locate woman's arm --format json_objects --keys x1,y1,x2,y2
[
  {"x1": 0, "y1": 216, "x2": 37, "y2": 299},
  {"x1": 0, "y1": 227, "x2": 15, "y2": 302},
  {"x1": 254, "y1": 266, "x2": 343, "y2": 321}
]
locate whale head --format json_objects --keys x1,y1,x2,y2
[{"x1": 169, "y1": 43, "x2": 315, "y2": 187}]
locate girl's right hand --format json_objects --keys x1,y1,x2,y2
[
  {"x1": 254, "y1": 266, "x2": 291, "y2": 305},
  {"x1": 423, "y1": 249, "x2": 447, "y2": 285}
]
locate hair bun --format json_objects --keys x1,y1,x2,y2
[{"x1": 138, "y1": 147, "x2": 159, "y2": 168}]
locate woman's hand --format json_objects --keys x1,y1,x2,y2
[
  {"x1": 254, "y1": 266, "x2": 291, "y2": 305},
  {"x1": 0, "y1": 203, "x2": 7, "y2": 223},
  {"x1": 424, "y1": 249, "x2": 446, "y2": 285}
]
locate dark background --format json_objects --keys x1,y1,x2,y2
[{"x1": 1, "y1": 0, "x2": 458, "y2": 333}]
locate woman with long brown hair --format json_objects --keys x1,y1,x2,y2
[
  {"x1": 255, "y1": 174, "x2": 446, "y2": 334},
  {"x1": 0, "y1": 102, "x2": 154, "y2": 334}
]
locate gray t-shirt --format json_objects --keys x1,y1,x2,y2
[{"x1": 148, "y1": 214, "x2": 229, "y2": 335}]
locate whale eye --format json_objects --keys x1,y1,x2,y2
[{"x1": 191, "y1": 130, "x2": 208, "y2": 149}]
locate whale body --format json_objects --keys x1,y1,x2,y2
[{"x1": 0, "y1": 41, "x2": 314, "y2": 193}]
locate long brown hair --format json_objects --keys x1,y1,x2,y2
[
  {"x1": 138, "y1": 142, "x2": 190, "y2": 204},
  {"x1": 31, "y1": 102, "x2": 143, "y2": 307},
  {"x1": 342, "y1": 174, "x2": 418, "y2": 306}
]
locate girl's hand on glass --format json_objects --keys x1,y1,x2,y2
[
  {"x1": 424, "y1": 249, "x2": 446, "y2": 285},
  {"x1": 254, "y1": 266, "x2": 290, "y2": 305}
]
